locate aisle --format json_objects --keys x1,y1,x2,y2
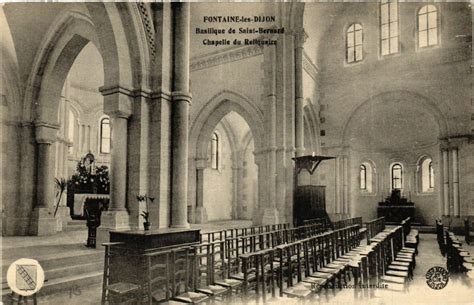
[{"x1": 324, "y1": 234, "x2": 473, "y2": 305}]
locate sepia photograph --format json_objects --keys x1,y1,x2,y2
[{"x1": 0, "y1": 1, "x2": 473, "y2": 304}]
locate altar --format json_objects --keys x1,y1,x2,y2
[{"x1": 377, "y1": 190, "x2": 415, "y2": 223}]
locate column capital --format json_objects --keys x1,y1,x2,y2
[
  {"x1": 252, "y1": 150, "x2": 267, "y2": 166},
  {"x1": 107, "y1": 110, "x2": 132, "y2": 120},
  {"x1": 102, "y1": 86, "x2": 134, "y2": 119},
  {"x1": 99, "y1": 84, "x2": 135, "y2": 97},
  {"x1": 440, "y1": 135, "x2": 470, "y2": 149},
  {"x1": 294, "y1": 29, "x2": 308, "y2": 48},
  {"x1": 195, "y1": 157, "x2": 208, "y2": 169},
  {"x1": 440, "y1": 141, "x2": 450, "y2": 151},
  {"x1": 295, "y1": 148, "x2": 306, "y2": 157},
  {"x1": 172, "y1": 91, "x2": 192, "y2": 104},
  {"x1": 34, "y1": 121, "x2": 60, "y2": 144}
]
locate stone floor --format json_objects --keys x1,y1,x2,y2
[
  {"x1": 321, "y1": 233, "x2": 474, "y2": 305},
  {"x1": 1, "y1": 220, "x2": 253, "y2": 305},
  {"x1": 2, "y1": 224, "x2": 473, "y2": 305}
]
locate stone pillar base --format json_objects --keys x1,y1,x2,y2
[
  {"x1": 261, "y1": 208, "x2": 279, "y2": 225},
  {"x1": 55, "y1": 206, "x2": 72, "y2": 232},
  {"x1": 252, "y1": 208, "x2": 262, "y2": 225},
  {"x1": 328, "y1": 213, "x2": 347, "y2": 222},
  {"x1": 29, "y1": 208, "x2": 57, "y2": 236},
  {"x1": 194, "y1": 206, "x2": 208, "y2": 224},
  {"x1": 58, "y1": 206, "x2": 72, "y2": 222},
  {"x1": 96, "y1": 210, "x2": 130, "y2": 246},
  {"x1": 170, "y1": 222, "x2": 190, "y2": 229}
]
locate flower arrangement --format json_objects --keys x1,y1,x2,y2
[
  {"x1": 70, "y1": 156, "x2": 109, "y2": 194},
  {"x1": 137, "y1": 195, "x2": 155, "y2": 230},
  {"x1": 95, "y1": 165, "x2": 110, "y2": 194}
]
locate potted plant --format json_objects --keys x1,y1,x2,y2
[
  {"x1": 141, "y1": 210, "x2": 150, "y2": 231},
  {"x1": 137, "y1": 195, "x2": 155, "y2": 230},
  {"x1": 54, "y1": 177, "x2": 68, "y2": 217}
]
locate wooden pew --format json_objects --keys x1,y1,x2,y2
[{"x1": 365, "y1": 217, "x2": 386, "y2": 244}]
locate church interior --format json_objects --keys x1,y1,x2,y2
[{"x1": 1, "y1": 2, "x2": 473, "y2": 304}]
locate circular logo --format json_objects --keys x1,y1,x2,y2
[
  {"x1": 425, "y1": 266, "x2": 449, "y2": 290},
  {"x1": 6, "y1": 258, "x2": 45, "y2": 296}
]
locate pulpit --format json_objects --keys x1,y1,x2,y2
[{"x1": 292, "y1": 155, "x2": 335, "y2": 227}]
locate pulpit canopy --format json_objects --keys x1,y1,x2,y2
[{"x1": 292, "y1": 155, "x2": 335, "y2": 175}]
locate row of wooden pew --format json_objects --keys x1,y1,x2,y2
[
  {"x1": 366, "y1": 216, "x2": 418, "y2": 253},
  {"x1": 102, "y1": 222, "x2": 297, "y2": 304},
  {"x1": 234, "y1": 222, "x2": 417, "y2": 301},
  {"x1": 400, "y1": 217, "x2": 419, "y2": 253},
  {"x1": 302, "y1": 217, "x2": 367, "y2": 240},
  {"x1": 233, "y1": 225, "x2": 364, "y2": 301},
  {"x1": 200, "y1": 223, "x2": 291, "y2": 243},
  {"x1": 303, "y1": 216, "x2": 364, "y2": 231},
  {"x1": 332, "y1": 217, "x2": 363, "y2": 229},
  {"x1": 303, "y1": 218, "x2": 332, "y2": 231},
  {"x1": 436, "y1": 220, "x2": 473, "y2": 277},
  {"x1": 365, "y1": 217, "x2": 385, "y2": 244},
  {"x1": 103, "y1": 219, "x2": 367, "y2": 304},
  {"x1": 363, "y1": 225, "x2": 417, "y2": 292},
  {"x1": 102, "y1": 216, "x2": 419, "y2": 304}
]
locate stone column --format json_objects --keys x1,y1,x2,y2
[
  {"x1": 30, "y1": 122, "x2": 59, "y2": 235},
  {"x1": 294, "y1": 31, "x2": 307, "y2": 158},
  {"x1": 256, "y1": 152, "x2": 278, "y2": 225},
  {"x1": 170, "y1": 2, "x2": 191, "y2": 228},
  {"x1": 442, "y1": 149, "x2": 450, "y2": 216},
  {"x1": 78, "y1": 123, "x2": 83, "y2": 154},
  {"x1": 194, "y1": 158, "x2": 208, "y2": 224},
  {"x1": 452, "y1": 147, "x2": 460, "y2": 217},
  {"x1": 108, "y1": 114, "x2": 128, "y2": 212},
  {"x1": 260, "y1": 45, "x2": 279, "y2": 225},
  {"x1": 335, "y1": 156, "x2": 341, "y2": 214},
  {"x1": 62, "y1": 100, "x2": 69, "y2": 178},
  {"x1": 232, "y1": 164, "x2": 242, "y2": 219},
  {"x1": 84, "y1": 125, "x2": 90, "y2": 152},
  {"x1": 343, "y1": 156, "x2": 349, "y2": 215},
  {"x1": 97, "y1": 89, "x2": 133, "y2": 244}
]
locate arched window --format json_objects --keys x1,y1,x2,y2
[
  {"x1": 418, "y1": 5, "x2": 438, "y2": 48},
  {"x1": 420, "y1": 158, "x2": 435, "y2": 192},
  {"x1": 210, "y1": 132, "x2": 219, "y2": 170},
  {"x1": 429, "y1": 161, "x2": 434, "y2": 188},
  {"x1": 380, "y1": 0, "x2": 399, "y2": 55},
  {"x1": 100, "y1": 117, "x2": 111, "y2": 154},
  {"x1": 391, "y1": 163, "x2": 403, "y2": 190},
  {"x1": 347, "y1": 23, "x2": 363, "y2": 63},
  {"x1": 360, "y1": 164, "x2": 367, "y2": 190},
  {"x1": 360, "y1": 162, "x2": 374, "y2": 193}
]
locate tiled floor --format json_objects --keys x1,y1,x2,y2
[{"x1": 2, "y1": 227, "x2": 473, "y2": 305}]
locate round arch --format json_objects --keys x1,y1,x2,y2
[
  {"x1": 24, "y1": 5, "x2": 149, "y2": 125},
  {"x1": 341, "y1": 90, "x2": 449, "y2": 151},
  {"x1": 23, "y1": 11, "x2": 100, "y2": 123}
]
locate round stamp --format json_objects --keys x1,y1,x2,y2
[
  {"x1": 425, "y1": 266, "x2": 449, "y2": 290},
  {"x1": 6, "y1": 258, "x2": 45, "y2": 296}
]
